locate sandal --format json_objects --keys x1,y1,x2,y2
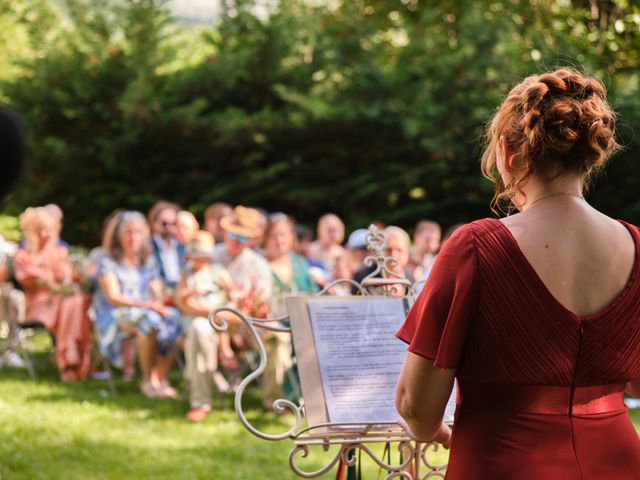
[
  {"x1": 64, "y1": 344, "x2": 81, "y2": 368},
  {"x1": 156, "y1": 381, "x2": 179, "y2": 399},
  {"x1": 140, "y1": 382, "x2": 160, "y2": 399},
  {"x1": 60, "y1": 368, "x2": 80, "y2": 383},
  {"x1": 185, "y1": 406, "x2": 210, "y2": 422}
]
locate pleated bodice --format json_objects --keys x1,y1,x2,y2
[{"x1": 457, "y1": 218, "x2": 640, "y2": 387}]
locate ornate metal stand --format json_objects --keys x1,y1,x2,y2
[{"x1": 209, "y1": 225, "x2": 448, "y2": 479}]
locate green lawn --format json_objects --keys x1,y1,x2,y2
[
  {"x1": 1, "y1": 334, "x2": 638, "y2": 480},
  {"x1": 0, "y1": 334, "x2": 439, "y2": 480}
]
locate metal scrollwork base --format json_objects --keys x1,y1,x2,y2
[{"x1": 209, "y1": 224, "x2": 449, "y2": 479}]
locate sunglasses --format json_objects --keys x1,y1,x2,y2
[{"x1": 227, "y1": 232, "x2": 249, "y2": 244}]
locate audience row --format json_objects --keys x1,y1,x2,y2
[{"x1": 0, "y1": 201, "x2": 453, "y2": 421}]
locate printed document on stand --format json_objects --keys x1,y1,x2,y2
[{"x1": 307, "y1": 297, "x2": 455, "y2": 426}]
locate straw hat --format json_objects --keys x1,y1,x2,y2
[
  {"x1": 185, "y1": 230, "x2": 215, "y2": 258},
  {"x1": 219, "y1": 206, "x2": 263, "y2": 238}
]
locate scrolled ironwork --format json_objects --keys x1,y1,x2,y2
[
  {"x1": 288, "y1": 441, "x2": 416, "y2": 479},
  {"x1": 289, "y1": 444, "x2": 343, "y2": 478},
  {"x1": 213, "y1": 223, "x2": 448, "y2": 478},
  {"x1": 419, "y1": 442, "x2": 447, "y2": 479},
  {"x1": 208, "y1": 306, "x2": 303, "y2": 441}
]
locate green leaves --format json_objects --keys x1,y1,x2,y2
[{"x1": 1, "y1": 0, "x2": 639, "y2": 245}]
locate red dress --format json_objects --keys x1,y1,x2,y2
[{"x1": 397, "y1": 218, "x2": 640, "y2": 479}]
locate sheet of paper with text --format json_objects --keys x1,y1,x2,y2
[{"x1": 307, "y1": 297, "x2": 457, "y2": 426}]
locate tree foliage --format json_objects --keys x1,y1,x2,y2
[{"x1": 1, "y1": 0, "x2": 639, "y2": 244}]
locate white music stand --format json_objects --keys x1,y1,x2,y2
[{"x1": 209, "y1": 225, "x2": 448, "y2": 479}]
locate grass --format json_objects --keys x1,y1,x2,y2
[
  {"x1": 0, "y1": 333, "x2": 443, "y2": 480},
  {"x1": 1, "y1": 333, "x2": 638, "y2": 480}
]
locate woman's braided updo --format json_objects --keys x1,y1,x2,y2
[{"x1": 481, "y1": 68, "x2": 619, "y2": 211}]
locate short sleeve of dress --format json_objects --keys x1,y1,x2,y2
[
  {"x1": 396, "y1": 223, "x2": 478, "y2": 369},
  {"x1": 97, "y1": 255, "x2": 119, "y2": 277}
]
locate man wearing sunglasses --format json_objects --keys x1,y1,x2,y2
[
  {"x1": 212, "y1": 206, "x2": 273, "y2": 305},
  {"x1": 148, "y1": 201, "x2": 186, "y2": 292}
]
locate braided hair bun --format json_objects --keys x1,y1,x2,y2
[{"x1": 481, "y1": 68, "x2": 619, "y2": 209}]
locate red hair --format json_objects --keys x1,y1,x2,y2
[{"x1": 481, "y1": 68, "x2": 619, "y2": 212}]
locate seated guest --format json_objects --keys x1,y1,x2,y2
[
  {"x1": 213, "y1": 206, "x2": 273, "y2": 374},
  {"x1": 13, "y1": 207, "x2": 91, "y2": 381},
  {"x1": 296, "y1": 224, "x2": 330, "y2": 288},
  {"x1": 294, "y1": 225, "x2": 313, "y2": 258},
  {"x1": 93, "y1": 211, "x2": 182, "y2": 398},
  {"x1": 213, "y1": 206, "x2": 273, "y2": 299},
  {"x1": 263, "y1": 213, "x2": 318, "y2": 408},
  {"x1": 307, "y1": 213, "x2": 345, "y2": 274},
  {"x1": 0, "y1": 235, "x2": 25, "y2": 369},
  {"x1": 43, "y1": 203, "x2": 69, "y2": 248},
  {"x1": 265, "y1": 213, "x2": 319, "y2": 314},
  {"x1": 204, "y1": 202, "x2": 232, "y2": 243},
  {"x1": 345, "y1": 228, "x2": 370, "y2": 270},
  {"x1": 327, "y1": 250, "x2": 360, "y2": 296},
  {"x1": 148, "y1": 201, "x2": 185, "y2": 292},
  {"x1": 408, "y1": 220, "x2": 441, "y2": 280},
  {"x1": 176, "y1": 210, "x2": 199, "y2": 245},
  {"x1": 85, "y1": 210, "x2": 137, "y2": 380},
  {"x1": 352, "y1": 226, "x2": 414, "y2": 294},
  {"x1": 175, "y1": 231, "x2": 234, "y2": 421}
]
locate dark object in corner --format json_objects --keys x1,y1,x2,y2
[{"x1": 0, "y1": 107, "x2": 26, "y2": 201}]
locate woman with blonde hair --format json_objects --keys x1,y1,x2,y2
[
  {"x1": 396, "y1": 68, "x2": 640, "y2": 478},
  {"x1": 13, "y1": 207, "x2": 90, "y2": 381}
]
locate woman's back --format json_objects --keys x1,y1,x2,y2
[{"x1": 501, "y1": 196, "x2": 636, "y2": 318}]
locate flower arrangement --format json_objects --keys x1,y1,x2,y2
[{"x1": 227, "y1": 274, "x2": 270, "y2": 319}]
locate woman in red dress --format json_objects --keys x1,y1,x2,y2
[{"x1": 395, "y1": 68, "x2": 640, "y2": 479}]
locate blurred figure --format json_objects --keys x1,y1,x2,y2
[
  {"x1": 93, "y1": 211, "x2": 182, "y2": 398},
  {"x1": 84, "y1": 210, "x2": 138, "y2": 380},
  {"x1": 175, "y1": 231, "x2": 234, "y2": 421},
  {"x1": 408, "y1": 220, "x2": 441, "y2": 280},
  {"x1": 0, "y1": 234, "x2": 25, "y2": 369},
  {"x1": 265, "y1": 213, "x2": 318, "y2": 316},
  {"x1": 307, "y1": 213, "x2": 345, "y2": 273},
  {"x1": 327, "y1": 250, "x2": 360, "y2": 296},
  {"x1": 213, "y1": 206, "x2": 273, "y2": 372},
  {"x1": 213, "y1": 206, "x2": 272, "y2": 300},
  {"x1": 204, "y1": 202, "x2": 232, "y2": 243},
  {"x1": 250, "y1": 208, "x2": 269, "y2": 254},
  {"x1": 176, "y1": 210, "x2": 199, "y2": 244},
  {"x1": 43, "y1": 203, "x2": 69, "y2": 247},
  {"x1": 345, "y1": 228, "x2": 370, "y2": 270},
  {"x1": 148, "y1": 201, "x2": 185, "y2": 292},
  {"x1": 296, "y1": 224, "x2": 329, "y2": 289},
  {"x1": 0, "y1": 107, "x2": 26, "y2": 368},
  {"x1": 294, "y1": 225, "x2": 313, "y2": 257},
  {"x1": 352, "y1": 226, "x2": 413, "y2": 294},
  {"x1": 262, "y1": 213, "x2": 318, "y2": 408},
  {"x1": 13, "y1": 207, "x2": 91, "y2": 381}
]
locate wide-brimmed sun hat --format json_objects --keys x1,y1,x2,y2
[
  {"x1": 219, "y1": 206, "x2": 263, "y2": 238},
  {"x1": 185, "y1": 230, "x2": 215, "y2": 258}
]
